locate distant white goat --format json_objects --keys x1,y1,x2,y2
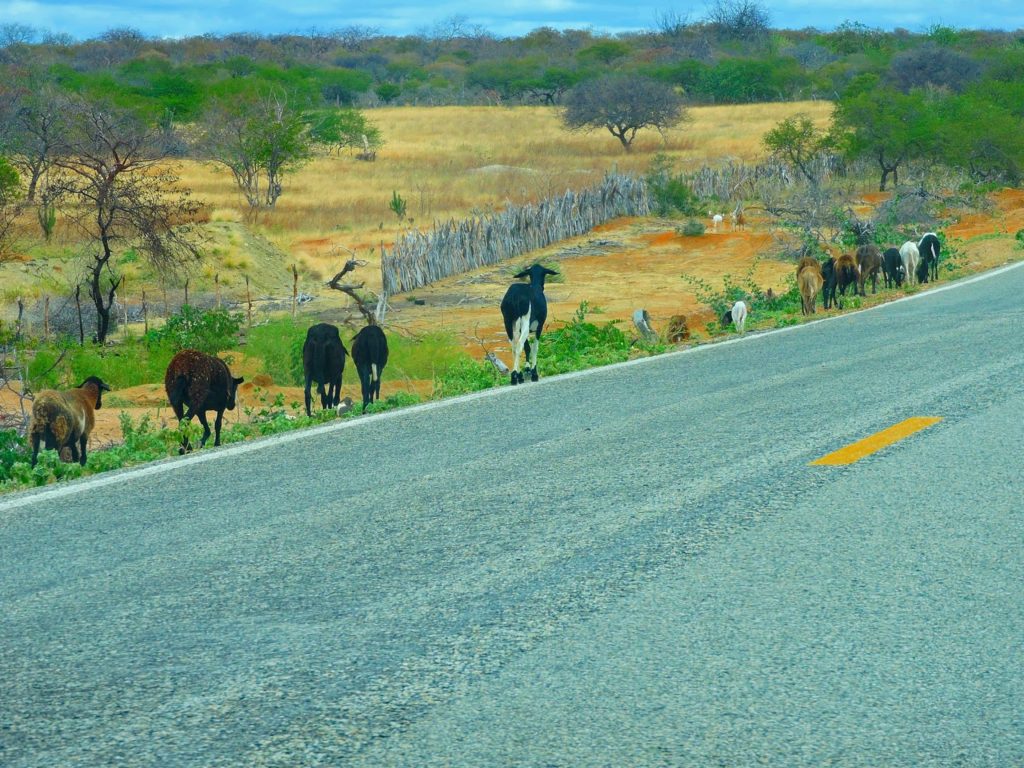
[{"x1": 709, "y1": 211, "x2": 724, "y2": 232}]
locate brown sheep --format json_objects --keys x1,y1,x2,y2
[
  {"x1": 856, "y1": 244, "x2": 883, "y2": 296},
  {"x1": 164, "y1": 349, "x2": 244, "y2": 453},
  {"x1": 796, "y1": 259, "x2": 823, "y2": 316},
  {"x1": 28, "y1": 376, "x2": 110, "y2": 467}
]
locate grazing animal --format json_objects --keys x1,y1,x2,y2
[
  {"x1": 917, "y1": 234, "x2": 937, "y2": 286},
  {"x1": 729, "y1": 300, "x2": 748, "y2": 333},
  {"x1": 730, "y1": 205, "x2": 746, "y2": 230},
  {"x1": 500, "y1": 264, "x2": 557, "y2": 385},
  {"x1": 709, "y1": 212, "x2": 724, "y2": 232},
  {"x1": 856, "y1": 244, "x2": 883, "y2": 296},
  {"x1": 28, "y1": 376, "x2": 110, "y2": 467},
  {"x1": 919, "y1": 232, "x2": 941, "y2": 282},
  {"x1": 916, "y1": 257, "x2": 929, "y2": 285},
  {"x1": 882, "y1": 247, "x2": 905, "y2": 289},
  {"x1": 666, "y1": 314, "x2": 689, "y2": 342},
  {"x1": 834, "y1": 253, "x2": 859, "y2": 307},
  {"x1": 796, "y1": 257, "x2": 823, "y2": 316},
  {"x1": 164, "y1": 349, "x2": 244, "y2": 453},
  {"x1": 302, "y1": 323, "x2": 347, "y2": 416},
  {"x1": 899, "y1": 241, "x2": 920, "y2": 286},
  {"x1": 351, "y1": 324, "x2": 389, "y2": 413},
  {"x1": 821, "y1": 257, "x2": 837, "y2": 310}
]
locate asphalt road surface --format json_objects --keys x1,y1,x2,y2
[{"x1": 2, "y1": 264, "x2": 1023, "y2": 767}]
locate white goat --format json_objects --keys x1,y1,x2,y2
[
  {"x1": 899, "y1": 241, "x2": 920, "y2": 286},
  {"x1": 709, "y1": 212, "x2": 724, "y2": 232},
  {"x1": 730, "y1": 300, "x2": 748, "y2": 334}
]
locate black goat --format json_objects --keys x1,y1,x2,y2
[
  {"x1": 351, "y1": 324, "x2": 389, "y2": 413},
  {"x1": 303, "y1": 323, "x2": 347, "y2": 416},
  {"x1": 882, "y1": 247, "x2": 905, "y2": 289},
  {"x1": 500, "y1": 264, "x2": 557, "y2": 385},
  {"x1": 821, "y1": 257, "x2": 837, "y2": 310},
  {"x1": 919, "y1": 232, "x2": 941, "y2": 282}
]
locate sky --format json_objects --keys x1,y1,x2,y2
[{"x1": 3, "y1": 0, "x2": 1024, "y2": 41}]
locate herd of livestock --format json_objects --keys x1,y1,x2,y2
[
  {"x1": 22, "y1": 232, "x2": 944, "y2": 470},
  {"x1": 26, "y1": 322, "x2": 391, "y2": 468},
  {"x1": 796, "y1": 233, "x2": 942, "y2": 316}
]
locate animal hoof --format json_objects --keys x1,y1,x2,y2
[
  {"x1": 530, "y1": 369, "x2": 539, "y2": 382},
  {"x1": 510, "y1": 372, "x2": 521, "y2": 385}
]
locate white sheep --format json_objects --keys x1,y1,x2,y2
[{"x1": 899, "y1": 241, "x2": 920, "y2": 286}]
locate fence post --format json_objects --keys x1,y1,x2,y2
[{"x1": 245, "y1": 275, "x2": 253, "y2": 328}]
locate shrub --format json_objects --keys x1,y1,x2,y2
[
  {"x1": 646, "y1": 155, "x2": 701, "y2": 217},
  {"x1": 150, "y1": 305, "x2": 243, "y2": 354},
  {"x1": 538, "y1": 303, "x2": 631, "y2": 375},
  {"x1": 0, "y1": 429, "x2": 29, "y2": 484},
  {"x1": 433, "y1": 356, "x2": 504, "y2": 398},
  {"x1": 679, "y1": 219, "x2": 706, "y2": 236}
]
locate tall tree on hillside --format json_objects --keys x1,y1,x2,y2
[
  {"x1": 833, "y1": 85, "x2": 936, "y2": 191},
  {"x1": 50, "y1": 97, "x2": 201, "y2": 343},
  {"x1": 562, "y1": 75, "x2": 686, "y2": 152},
  {"x1": 198, "y1": 91, "x2": 312, "y2": 211}
]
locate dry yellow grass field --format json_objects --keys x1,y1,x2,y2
[{"x1": 174, "y1": 101, "x2": 834, "y2": 293}]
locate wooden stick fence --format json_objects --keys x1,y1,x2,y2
[
  {"x1": 685, "y1": 155, "x2": 845, "y2": 201},
  {"x1": 380, "y1": 173, "x2": 650, "y2": 295}
]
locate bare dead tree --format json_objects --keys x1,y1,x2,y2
[
  {"x1": 50, "y1": 96, "x2": 202, "y2": 343},
  {"x1": 325, "y1": 251, "x2": 390, "y2": 326}
]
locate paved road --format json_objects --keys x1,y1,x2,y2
[{"x1": 2, "y1": 265, "x2": 1023, "y2": 767}]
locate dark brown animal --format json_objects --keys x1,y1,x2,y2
[
  {"x1": 856, "y1": 244, "x2": 882, "y2": 296},
  {"x1": 28, "y1": 376, "x2": 110, "y2": 467},
  {"x1": 351, "y1": 325, "x2": 389, "y2": 413},
  {"x1": 302, "y1": 323, "x2": 347, "y2": 416},
  {"x1": 821, "y1": 257, "x2": 836, "y2": 310},
  {"x1": 164, "y1": 349, "x2": 244, "y2": 452},
  {"x1": 834, "y1": 253, "x2": 859, "y2": 308},
  {"x1": 666, "y1": 315, "x2": 689, "y2": 342},
  {"x1": 796, "y1": 259, "x2": 823, "y2": 316}
]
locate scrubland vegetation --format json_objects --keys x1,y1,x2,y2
[{"x1": 2, "y1": 9, "x2": 1024, "y2": 490}]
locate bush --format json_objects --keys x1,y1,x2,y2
[
  {"x1": 679, "y1": 219, "x2": 706, "y2": 236},
  {"x1": 538, "y1": 303, "x2": 631, "y2": 375},
  {"x1": 0, "y1": 429, "x2": 29, "y2": 484},
  {"x1": 150, "y1": 305, "x2": 243, "y2": 354},
  {"x1": 646, "y1": 155, "x2": 701, "y2": 217},
  {"x1": 433, "y1": 356, "x2": 504, "y2": 398}
]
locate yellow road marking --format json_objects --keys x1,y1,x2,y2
[{"x1": 810, "y1": 417, "x2": 943, "y2": 466}]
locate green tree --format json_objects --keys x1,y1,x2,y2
[
  {"x1": 939, "y1": 93, "x2": 1024, "y2": 183},
  {"x1": 307, "y1": 108, "x2": 384, "y2": 157},
  {"x1": 562, "y1": 74, "x2": 686, "y2": 152},
  {"x1": 199, "y1": 91, "x2": 312, "y2": 210},
  {"x1": 763, "y1": 113, "x2": 830, "y2": 185},
  {"x1": 375, "y1": 82, "x2": 401, "y2": 104},
  {"x1": 833, "y1": 84, "x2": 936, "y2": 190}
]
